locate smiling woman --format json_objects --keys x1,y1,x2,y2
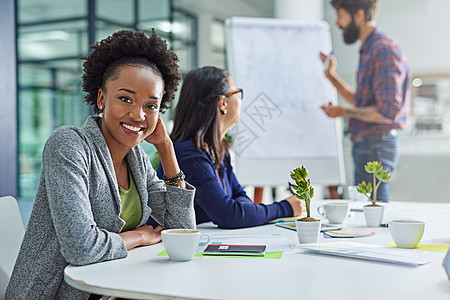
[
  {"x1": 97, "y1": 66, "x2": 165, "y2": 190},
  {"x1": 97, "y1": 66, "x2": 164, "y2": 157},
  {"x1": 6, "y1": 29, "x2": 196, "y2": 300}
]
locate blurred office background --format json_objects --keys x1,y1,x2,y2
[{"x1": 1, "y1": 0, "x2": 450, "y2": 226}]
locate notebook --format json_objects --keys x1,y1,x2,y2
[{"x1": 203, "y1": 244, "x2": 266, "y2": 256}]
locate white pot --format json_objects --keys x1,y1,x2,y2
[
  {"x1": 295, "y1": 219, "x2": 321, "y2": 244},
  {"x1": 363, "y1": 205, "x2": 384, "y2": 227}
]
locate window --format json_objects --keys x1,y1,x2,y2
[
  {"x1": 17, "y1": 0, "x2": 197, "y2": 197},
  {"x1": 210, "y1": 18, "x2": 226, "y2": 68}
]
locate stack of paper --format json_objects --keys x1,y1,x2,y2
[{"x1": 298, "y1": 241, "x2": 442, "y2": 266}]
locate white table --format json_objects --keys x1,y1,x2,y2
[{"x1": 64, "y1": 201, "x2": 450, "y2": 300}]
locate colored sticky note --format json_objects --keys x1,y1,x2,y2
[{"x1": 387, "y1": 243, "x2": 449, "y2": 252}]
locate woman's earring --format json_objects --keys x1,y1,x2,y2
[{"x1": 221, "y1": 107, "x2": 228, "y2": 115}]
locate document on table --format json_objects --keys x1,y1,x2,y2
[{"x1": 298, "y1": 241, "x2": 442, "y2": 266}]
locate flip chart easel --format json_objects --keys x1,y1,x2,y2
[{"x1": 225, "y1": 17, "x2": 345, "y2": 186}]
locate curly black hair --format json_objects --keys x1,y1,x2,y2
[{"x1": 82, "y1": 29, "x2": 181, "y2": 114}]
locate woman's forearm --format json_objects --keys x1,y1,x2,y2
[{"x1": 155, "y1": 139, "x2": 186, "y2": 189}]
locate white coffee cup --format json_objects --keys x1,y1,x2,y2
[
  {"x1": 347, "y1": 185, "x2": 368, "y2": 201},
  {"x1": 161, "y1": 229, "x2": 210, "y2": 262},
  {"x1": 317, "y1": 201, "x2": 350, "y2": 224},
  {"x1": 388, "y1": 219, "x2": 425, "y2": 249}
]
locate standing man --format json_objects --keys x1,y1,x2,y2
[{"x1": 320, "y1": 0, "x2": 410, "y2": 202}]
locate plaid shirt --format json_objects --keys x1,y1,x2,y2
[{"x1": 349, "y1": 27, "x2": 410, "y2": 140}]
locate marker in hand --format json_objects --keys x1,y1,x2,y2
[
  {"x1": 288, "y1": 182, "x2": 296, "y2": 195},
  {"x1": 323, "y1": 50, "x2": 334, "y2": 72}
]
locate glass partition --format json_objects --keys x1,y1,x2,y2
[
  {"x1": 18, "y1": 4, "x2": 88, "y2": 197},
  {"x1": 18, "y1": 0, "x2": 86, "y2": 23}
]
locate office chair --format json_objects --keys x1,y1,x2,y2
[{"x1": 0, "y1": 196, "x2": 25, "y2": 300}]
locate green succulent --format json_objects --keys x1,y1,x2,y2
[
  {"x1": 357, "y1": 161, "x2": 391, "y2": 205},
  {"x1": 290, "y1": 166, "x2": 314, "y2": 218}
]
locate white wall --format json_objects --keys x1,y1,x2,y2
[
  {"x1": 377, "y1": 0, "x2": 450, "y2": 75},
  {"x1": 174, "y1": 0, "x2": 274, "y2": 67},
  {"x1": 275, "y1": 0, "x2": 323, "y2": 21}
]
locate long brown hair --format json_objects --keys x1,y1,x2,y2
[{"x1": 171, "y1": 66, "x2": 230, "y2": 169}]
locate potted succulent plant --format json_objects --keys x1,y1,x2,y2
[
  {"x1": 290, "y1": 166, "x2": 321, "y2": 243},
  {"x1": 357, "y1": 161, "x2": 391, "y2": 227}
]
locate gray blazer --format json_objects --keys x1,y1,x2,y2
[{"x1": 6, "y1": 116, "x2": 196, "y2": 299}]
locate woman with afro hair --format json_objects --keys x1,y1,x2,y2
[{"x1": 6, "y1": 29, "x2": 196, "y2": 299}]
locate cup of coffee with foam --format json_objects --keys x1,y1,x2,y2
[{"x1": 161, "y1": 229, "x2": 210, "y2": 262}]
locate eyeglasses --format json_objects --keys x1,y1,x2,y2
[{"x1": 224, "y1": 88, "x2": 243, "y2": 100}]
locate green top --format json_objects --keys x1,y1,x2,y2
[{"x1": 118, "y1": 168, "x2": 142, "y2": 232}]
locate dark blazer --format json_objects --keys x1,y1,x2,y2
[{"x1": 156, "y1": 139, "x2": 292, "y2": 229}]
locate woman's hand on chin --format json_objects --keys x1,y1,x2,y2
[{"x1": 144, "y1": 116, "x2": 170, "y2": 146}]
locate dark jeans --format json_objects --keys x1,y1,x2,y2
[{"x1": 352, "y1": 133, "x2": 398, "y2": 202}]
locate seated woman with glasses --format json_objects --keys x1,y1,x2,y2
[{"x1": 151, "y1": 66, "x2": 305, "y2": 229}]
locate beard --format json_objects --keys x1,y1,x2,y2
[{"x1": 341, "y1": 19, "x2": 360, "y2": 44}]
